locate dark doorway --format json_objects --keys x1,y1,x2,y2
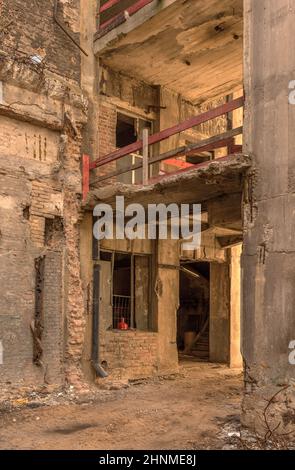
[
  {"x1": 177, "y1": 261, "x2": 210, "y2": 361},
  {"x1": 116, "y1": 111, "x2": 153, "y2": 184},
  {"x1": 116, "y1": 113, "x2": 137, "y2": 148}
]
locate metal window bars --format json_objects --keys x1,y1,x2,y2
[{"x1": 112, "y1": 294, "x2": 132, "y2": 329}]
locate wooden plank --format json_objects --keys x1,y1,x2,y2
[{"x1": 90, "y1": 97, "x2": 244, "y2": 169}]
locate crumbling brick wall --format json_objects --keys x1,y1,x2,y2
[
  {"x1": 0, "y1": 0, "x2": 81, "y2": 82},
  {"x1": 0, "y1": 0, "x2": 88, "y2": 396},
  {"x1": 97, "y1": 101, "x2": 117, "y2": 177},
  {"x1": 100, "y1": 331, "x2": 159, "y2": 381},
  {"x1": 0, "y1": 166, "x2": 64, "y2": 386}
]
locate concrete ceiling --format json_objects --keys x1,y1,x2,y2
[{"x1": 95, "y1": 0, "x2": 243, "y2": 104}]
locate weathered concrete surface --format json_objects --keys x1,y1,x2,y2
[
  {"x1": 0, "y1": 1, "x2": 89, "y2": 393},
  {"x1": 156, "y1": 239, "x2": 180, "y2": 375},
  {"x1": 242, "y1": 0, "x2": 295, "y2": 435},
  {"x1": 95, "y1": 0, "x2": 243, "y2": 104},
  {"x1": 210, "y1": 262, "x2": 230, "y2": 364},
  {"x1": 0, "y1": 0, "x2": 81, "y2": 81},
  {"x1": 230, "y1": 245, "x2": 242, "y2": 369}
]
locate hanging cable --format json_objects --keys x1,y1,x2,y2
[{"x1": 53, "y1": 0, "x2": 88, "y2": 57}]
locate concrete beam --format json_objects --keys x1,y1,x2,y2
[{"x1": 94, "y1": 0, "x2": 178, "y2": 54}]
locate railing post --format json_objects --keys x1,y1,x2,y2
[
  {"x1": 142, "y1": 128, "x2": 149, "y2": 185},
  {"x1": 82, "y1": 154, "x2": 90, "y2": 202}
]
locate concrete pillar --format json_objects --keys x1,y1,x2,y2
[
  {"x1": 209, "y1": 262, "x2": 230, "y2": 363},
  {"x1": 242, "y1": 0, "x2": 295, "y2": 434},
  {"x1": 157, "y1": 239, "x2": 179, "y2": 374},
  {"x1": 80, "y1": 0, "x2": 100, "y2": 158},
  {"x1": 230, "y1": 245, "x2": 242, "y2": 368},
  {"x1": 233, "y1": 90, "x2": 243, "y2": 146}
]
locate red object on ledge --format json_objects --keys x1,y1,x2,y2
[{"x1": 117, "y1": 318, "x2": 129, "y2": 330}]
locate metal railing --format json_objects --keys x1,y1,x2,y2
[
  {"x1": 113, "y1": 294, "x2": 131, "y2": 329},
  {"x1": 82, "y1": 96, "x2": 244, "y2": 200},
  {"x1": 97, "y1": 0, "x2": 154, "y2": 38}
]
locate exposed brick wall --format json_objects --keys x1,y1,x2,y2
[
  {"x1": 0, "y1": 168, "x2": 64, "y2": 387},
  {"x1": 0, "y1": 0, "x2": 81, "y2": 83},
  {"x1": 94, "y1": 101, "x2": 117, "y2": 180},
  {"x1": 0, "y1": 167, "x2": 38, "y2": 386},
  {"x1": 98, "y1": 103, "x2": 117, "y2": 157},
  {"x1": 62, "y1": 127, "x2": 87, "y2": 390},
  {"x1": 30, "y1": 215, "x2": 46, "y2": 247},
  {"x1": 42, "y1": 251, "x2": 64, "y2": 384},
  {"x1": 29, "y1": 181, "x2": 63, "y2": 247},
  {"x1": 100, "y1": 330, "x2": 159, "y2": 380},
  {"x1": 0, "y1": 0, "x2": 87, "y2": 396}
]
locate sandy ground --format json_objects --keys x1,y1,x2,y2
[{"x1": 0, "y1": 361, "x2": 243, "y2": 450}]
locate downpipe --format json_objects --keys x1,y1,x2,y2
[{"x1": 91, "y1": 263, "x2": 108, "y2": 378}]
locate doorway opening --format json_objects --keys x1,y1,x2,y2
[
  {"x1": 116, "y1": 111, "x2": 153, "y2": 184},
  {"x1": 177, "y1": 261, "x2": 210, "y2": 362}
]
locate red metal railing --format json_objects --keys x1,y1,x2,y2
[
  {"x1": 97, "y1": 0, "x2": 154, "y2": 38},
  {"x1": 82, "y1": 96, "x2": 244, "y2": 201}
]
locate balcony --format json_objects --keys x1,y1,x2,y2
[{"x1": 82, "y1": 96, "x2": 247, "y2": 206}]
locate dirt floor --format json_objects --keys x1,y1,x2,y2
[{"x1": 0, "y1": 362, "x2": 243, "y2": 450}]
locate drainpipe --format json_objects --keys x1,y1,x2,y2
[
  {"x1": 91, "y1": 264, "x2": 108, "y2": 378},
  {"x1": 53, "y1": 0, "x2": 88, "y2": 56}
]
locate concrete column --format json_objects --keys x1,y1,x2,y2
[
  {"x1": 157, "y1": 239, "x2": 179, "y2": 374},
  {"x1": 209, "y1": 262, "x2": 230, "y2": 363},
  {"x1": 230, "y1": 245, "x2": 242, "y2": 368},
  {"x1": 80, "y1": 0, "x2": 100, "y2": 158},
  {"x1": 242, "y1": 0, "x2": 295, "y2": 434}
]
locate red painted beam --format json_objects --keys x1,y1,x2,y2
[
  {"x1": 184, "y1": 136, "x2": 239, "y2": 157},
  {"x1": 90, "y1": 96, "x2": 244, "y2": 170},
  {"x1": 100, "y1": 0, "x2": 121, "y2": 14},
  {"x1": 231, "y1": 145, "x2": 243, "y2": 153},
  {"x1": 82, "y1": 154, "x2": 90, "y2": 202},
  {"x1": 99, "y1": 0, "x2": 154, "y2": 32},
  {"x1": 164, "y1": 158, "x2": 194, "y2": 169},
  {"x1": 99, "y1": 11, "x2": 125, "y2": 31}
]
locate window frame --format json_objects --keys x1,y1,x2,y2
[{"x1": 100, "y1": 249, "x2": 153, "y2": 331}]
